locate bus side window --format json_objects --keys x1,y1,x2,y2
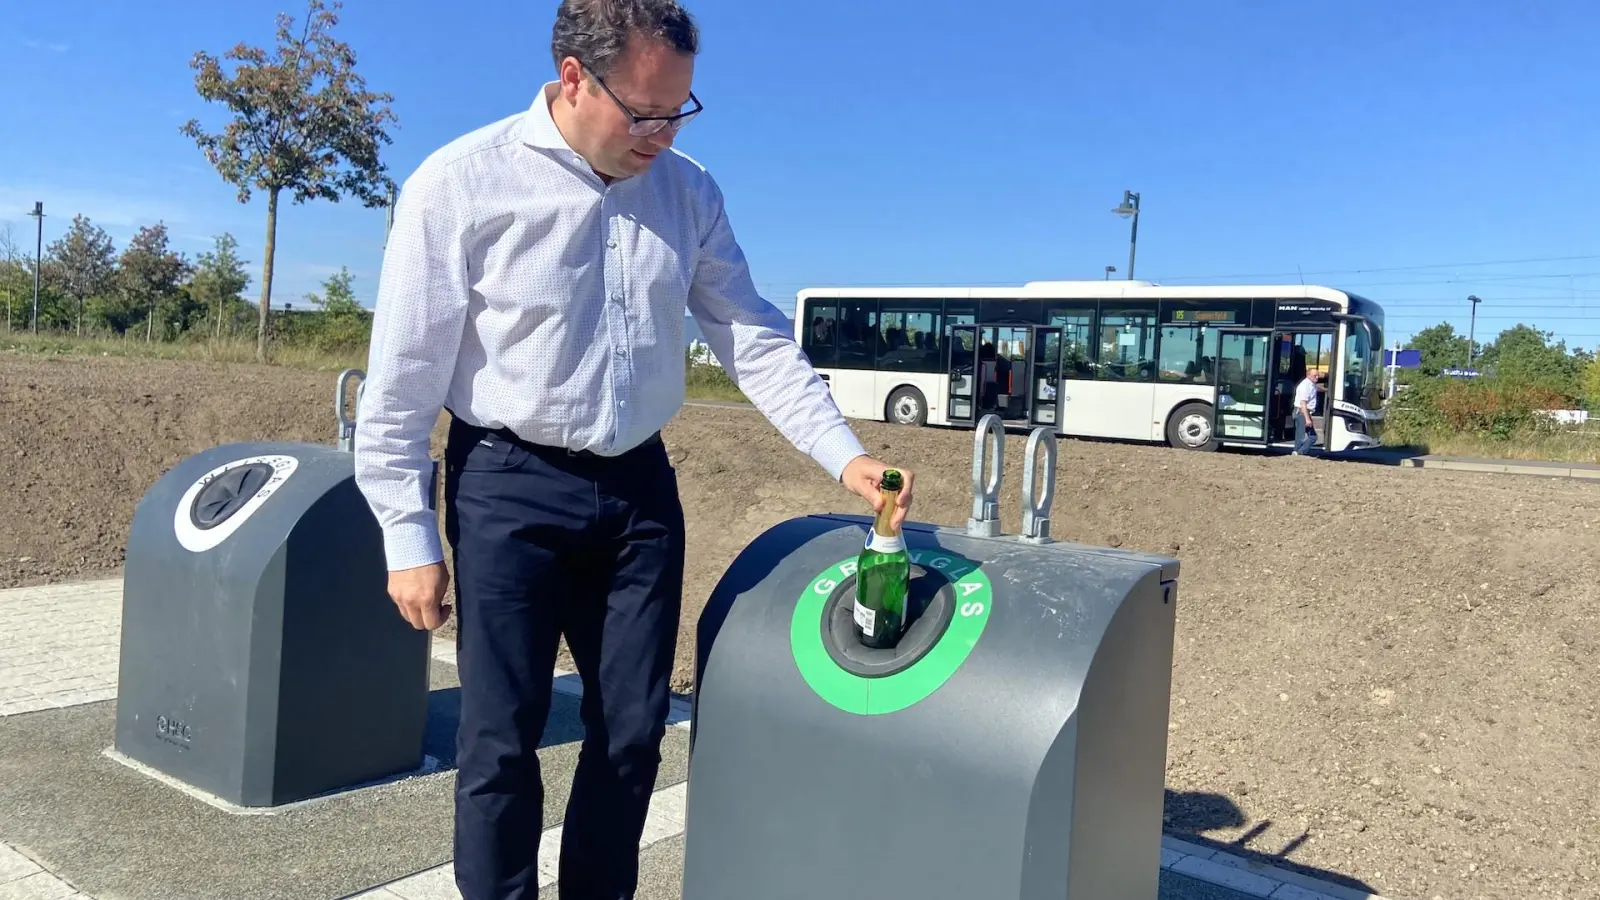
[
  {"x1": 835, "y1": 299, "x2": 878, "y2": 368},
  {"x1": 1048, "y1": 309, "x2": 1095, "y2": 379},
  {"x1": 802, "y1": 302, "x2": 838, "y2": 367}
]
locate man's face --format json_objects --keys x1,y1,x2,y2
[{"x1": 556, "y1": 36, "x2": 695, "y2": 181}]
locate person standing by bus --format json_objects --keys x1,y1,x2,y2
[
  {"x1": 1293, "y1": 369, "x2": 1324, "y2": 455},
  {"x1": 351, "y1": 2, "x2": 916, "y2": 897}
]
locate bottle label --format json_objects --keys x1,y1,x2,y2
[
  {"x1": 854, "y1": 601, "x2": 876, "y2": 636},
  {"x1": 864, "y1": 527, "x2": 903, "y2": 553}
]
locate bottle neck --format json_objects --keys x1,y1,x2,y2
[{"x1": 873, "y1": 489, "x2": 900, "y2": 536}]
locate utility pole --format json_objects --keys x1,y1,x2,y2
[
  {"x1": 1466, "y1": 294, "x2": 1481, "y2": 370},
  {"x1": 1112, "y1": 190, "x2": 1140, "y2": 280},
  {"x1": 26, "y1": 202, "x2": 43, "y2": 334}
]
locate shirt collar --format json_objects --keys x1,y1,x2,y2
[{"x1": 521, "y1": 82, "x2": 574, "y2": 152}]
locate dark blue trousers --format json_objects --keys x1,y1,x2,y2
[{"x1": 442, "y1": 416, "x2": 685, "y2": 900}]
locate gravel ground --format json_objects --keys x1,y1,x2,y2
[{"x1": 2, "y1": 352, "x2": 1596, "y2": 900}]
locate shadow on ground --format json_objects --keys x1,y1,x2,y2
[{"x1": 1165, "y1": 788, "x2": 1381, "y2": 897}]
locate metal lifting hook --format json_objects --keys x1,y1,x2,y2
[
  {"x1": 335, "y1": 368, "x2": 366, "y2": 452},
  {"x1": 967, "y1": 414, "x2": 1005, "y2": 537},
  {"x1": 1019, "y1": 426, "x2": 1057, "y2": 544}
]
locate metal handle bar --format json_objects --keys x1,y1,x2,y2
[
  {"x1": 1019, "y1": 426, "x2": 1056, "y2": 544},
  {"x1": 335, "y1": 368, "x2": 366, "y2": 452},
  {"x1": 967, "y1": 414, "x2": 1005, "y2": 537}
]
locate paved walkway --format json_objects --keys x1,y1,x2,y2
[{"x1": 0, "y1": 578, "x2": 1386, "y2": 900}]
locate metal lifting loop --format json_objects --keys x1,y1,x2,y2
[
  {"x1": 1020, "y1": 425, "x2": 1057, "y2": 544},
  {"x1": 967, "y1": 414, "x2": 1005, "y2": 537},
  {"x1": 335, "y1": 368, "x2": 366, "y2": 452}
]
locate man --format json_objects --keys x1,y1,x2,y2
[
  {"x1": 1293, "y1": 369, "x2": 1323, "y2": 455},
  {"x1": 351, "y1": 2, "x2": 914, "y2": 898}
]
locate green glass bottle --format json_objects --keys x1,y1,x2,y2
[{"x1": 854, "y1": 469, "x2": 911, "y2": 649}]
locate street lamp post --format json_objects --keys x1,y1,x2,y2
[
  {"x1": 26, "y1": 202, "x2": 43, "y2": 334},
  {"x1": 1104, "y1": 265, "x2": 1115, "y2": 280},
  {"x1": 383, "y1": 183, "x2": 398, "y2": 247},
  {"x1": 1111, "y1": 190, "x2": 1140, "y2": 280},
  {"x1": 1466, "y1": 294, "x2": 1481, "y2": 369}
]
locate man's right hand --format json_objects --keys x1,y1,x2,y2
[{"x1": 388, "y1": 562, "x2": 452, "y2": 631}]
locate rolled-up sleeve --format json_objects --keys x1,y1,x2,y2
[
  {"x1": 685, "y1": 179, "x2": 867, "y2": 482},
  {"x1": 353, "y1": 160, "x2": 472, "y2": 570}
]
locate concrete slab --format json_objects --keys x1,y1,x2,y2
[{"x1": 0, "y1": 658, "x2": 691, "y2": 900}]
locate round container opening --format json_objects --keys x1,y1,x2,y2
[
  {"x1": 819, "y1": 564, "x2": 956, "y2": 678},
  {"x1": 189, "y1": 462, "x2": 276, "y2": 530}
]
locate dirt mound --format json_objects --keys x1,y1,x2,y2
[{"x1": 3, "y1": 352, "x2": 1597, "y2": 900}]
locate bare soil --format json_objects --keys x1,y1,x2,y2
[{"x1": 3, "y1": 352, "x2": 1597, "y2": 900}]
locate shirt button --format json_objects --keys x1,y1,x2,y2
[
  {"x1": 611, "y1": 293, "x2": 623, "y2": 303},
  {"x1": 606, "y1": 239, "x2": 617, "y2": 249},
  {"x1": 619, "y1": 400, "x2": 628, "y2": 408}
]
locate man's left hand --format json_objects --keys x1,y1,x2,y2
[{"x1": 841, "y1": 456, "x2": 915, "y2": 530}]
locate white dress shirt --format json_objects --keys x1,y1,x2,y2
[{"x1": 354, "y1": 83, "x2": 866, "y2": 570}]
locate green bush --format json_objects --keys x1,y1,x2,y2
[{"x1": 1389, "y1": 376, "x2": 1572, "y2": 442}]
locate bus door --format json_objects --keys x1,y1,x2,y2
[
  {"x1": 1211, "y1": 328, "x2": 1272, "y2": 446},
  {"x1": 1029, "y1": 325, "x2": 1062, "y2": 427},
  {"x1": 1269, "y1": 329, "x2": 1337, "y2": 444},
  {"x1": 946, "y1": 324, "x2": 979, "y2": 426}
]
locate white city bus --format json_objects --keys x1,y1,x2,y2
[{"x1": 794, "y1": 281, "x2": 1386, "y2": 453}]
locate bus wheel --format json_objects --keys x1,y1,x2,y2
[
  {"x1": 886, "y1": 386, "x2": 928, "y2": 427},
  {"x1": 1166, "y1": 402, "x2": 1218, "y2": 451}
]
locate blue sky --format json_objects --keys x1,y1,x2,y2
[{"x1": 3, "y1": 0, "x2": 1598, "y2": 350}]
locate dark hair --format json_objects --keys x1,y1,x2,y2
[{"x1": 551, "y1": 0, "x2": 700, "y2": 79}]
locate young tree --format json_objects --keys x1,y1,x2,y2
[
  {"x1": 190, "y1": 233, "x2": 252, "y2": 338},
  {"x1": 303, "y1": 265, "x2": 371, "y2": 350},
  {"x1": 180, "y1": 0, "x2": 396, "y2": 362},
  {"x1": 0, "y1": 225, "x2": 24, "y2": 332},
  {"x1": 116, "y1": 223, "x2": 192, "y2": 341},
  {"x1": 45, "y1": 214, "x2": 118, "y2": 337},
  {"x1": 306, "y1": 266, "x2": 359, "y2": 312}
]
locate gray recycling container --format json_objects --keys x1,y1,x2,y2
[
  {"x1": 112, "y1": 440, "x2": 431, "y2": 809},
  {"x1": 682, "y1": 423, "x2": 1180, "y2": 899}
]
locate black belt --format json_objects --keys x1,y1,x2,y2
[{"x1": 486, "y1": 425, "x2": 661, "y2": 460}]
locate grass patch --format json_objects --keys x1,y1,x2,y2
[
  {"x1": 1, "y1": 332, "x2": 364, "y2": 371},
  {"x1": 1382, "y1": 427, "x2": 1600, "y2": 464},
  {"x1": 2, "y1": 331, "x2": 749, "y2": 403},
  {"x1": 684, "y1": 361, "x2": 747, "y2": 403}
]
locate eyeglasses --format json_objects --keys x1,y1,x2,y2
[{"x1": 582, "y1": 62, "x2": 702, "y2": 137}]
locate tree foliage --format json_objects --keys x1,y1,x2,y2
[
  {"x1": 290, "y1": 266, "x2": 371, "y2": 351},
  {"x1": 1473, "y1": 324, "x2": 1585, "y2": 396},
  {"x1": 180, "y1": 0, "x2": 396, "y2": 361},
  {"x1": 189, "y1": 233, "x2": 253, "y2": 338},
  {"x1": 45, "y1": 214, "x2": 117, "y2": 337},
  {"x1": 115, "y1": 224, "x2": 194, "y2": 340},
  {"x1": 0, "y1": 225, "x2": 38, "y2": 332},
  {"x1": 1393, "y1": 320, "x2": 1598, "y2": 441},
  {"x1": 1403, "y1": 322, "x2": 1472, "y2": 376}
]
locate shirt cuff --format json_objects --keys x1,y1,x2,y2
[
  {"x1": 381, "y1": 518, "x2": 446, "y2": 571},
  {"x1": 808, "y1": 421, "x2": 869, "y2": 483}
]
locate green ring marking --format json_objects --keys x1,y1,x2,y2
[{"x1": 789, "y1": 546, "x2": 993, "y2": 715}]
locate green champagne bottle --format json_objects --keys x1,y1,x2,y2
[{"x1": 853, "y1": 469, "x2": 911, "y2": 649}]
